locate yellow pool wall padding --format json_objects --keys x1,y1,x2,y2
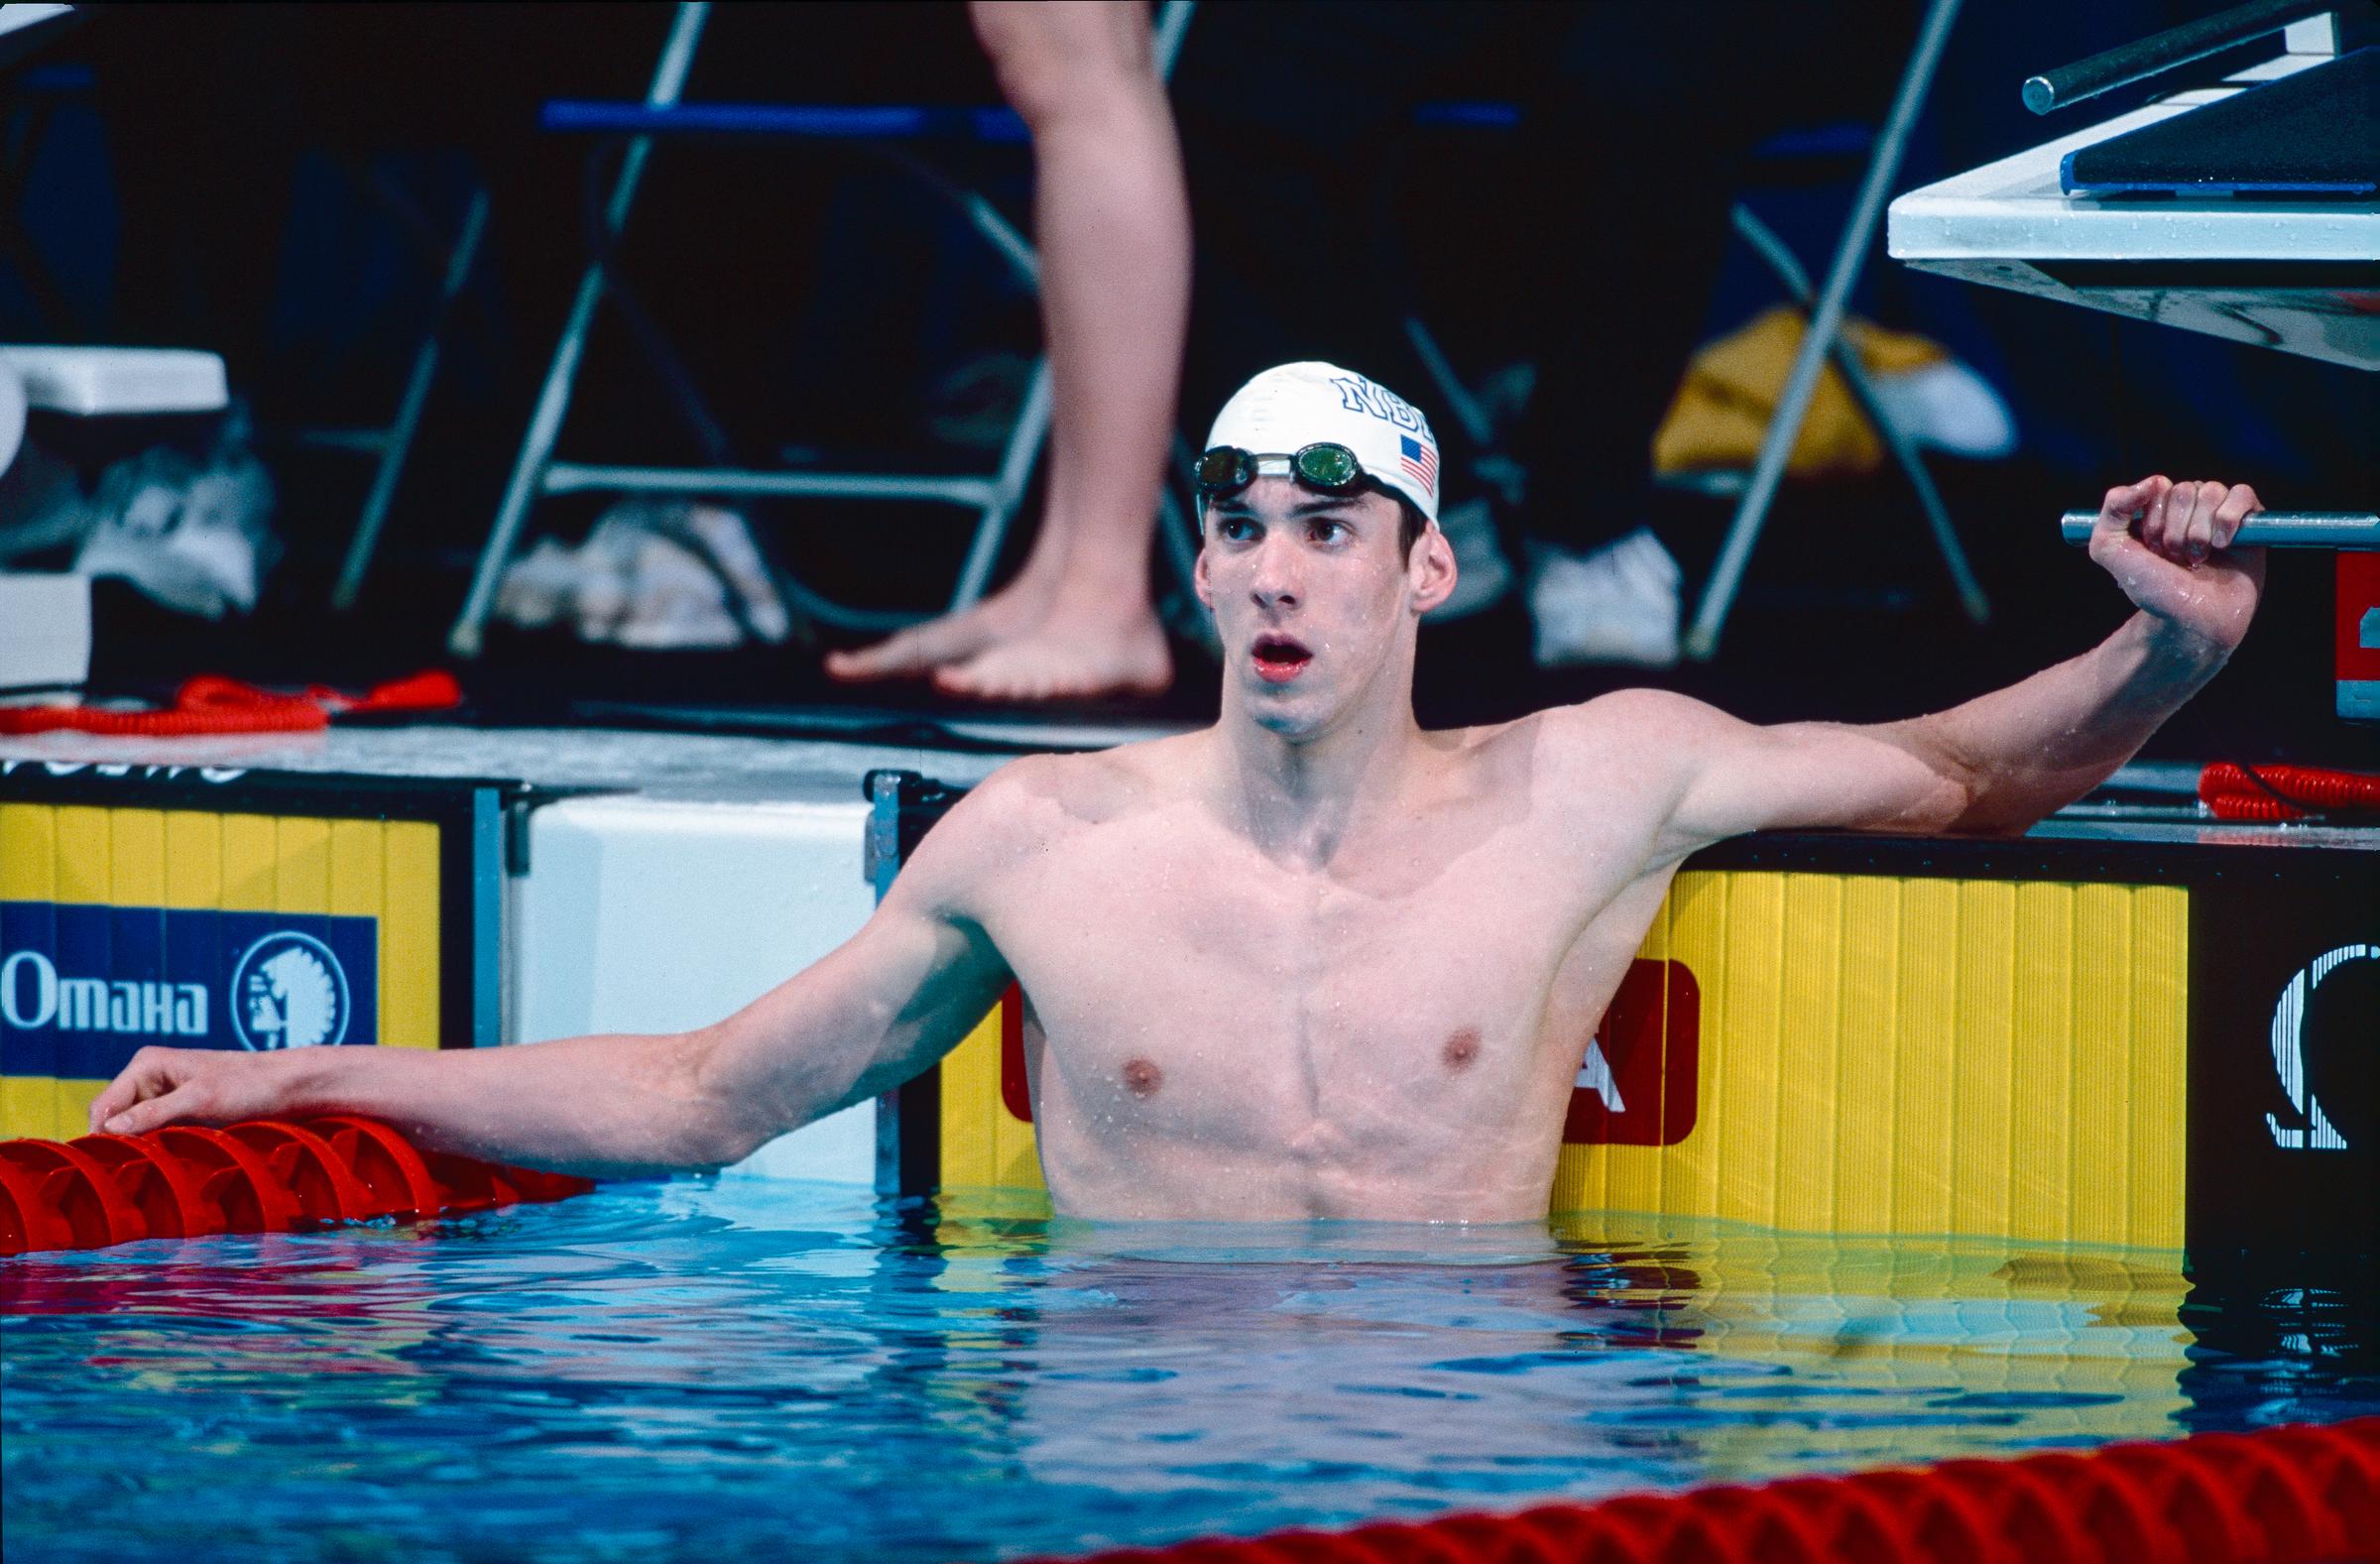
[{"x1": 939, "y1": 1002, "x2": 1035, "y2": 1193}]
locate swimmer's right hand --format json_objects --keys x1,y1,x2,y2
[{"x1": 86, "y1": 1045, "x2": 297, "y2": 1137}]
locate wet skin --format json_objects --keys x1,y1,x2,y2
[
  {"x1": 966, "y1": 482, "x2": 1654, "y2": 1219},
  {"x1": 966, "y1": 714, "x2": 1683, "y2": 1221},
  {"x1": 90, "y1": 477, "x2": 2265, "y2": 1222}
]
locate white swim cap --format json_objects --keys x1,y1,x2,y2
[{"x1": 1202, "y1": 361, "x2": 1441, "y2": 525}]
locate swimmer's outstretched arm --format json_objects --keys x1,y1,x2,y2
[
  {"x1": 1603, "y1": 476, "x2": 2266, "y2": 851},
  {"x1": 83, "y1": 778, "x2": 1024, "y2": 1178}
]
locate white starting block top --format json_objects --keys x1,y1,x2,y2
[
  {"x1": 0, "y1": 346, "x2": 229, "y2": 417},
  {"x1": 0, "y1": 5, "x2": 73, "y2": 41},
  {"x1": 1888, "y1": 21, "x2": 2379, "y2": 370}
]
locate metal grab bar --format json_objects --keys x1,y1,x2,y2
[
  {"x1": 2022, "y1": 0, "x2": 2331, "y2": 112},
  {"x1": 2062, "y1": 510, "x2": 2380, "y2": 547}
]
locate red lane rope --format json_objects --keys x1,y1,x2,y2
[
  {"x1": 1038, "y1": 1418, "x2": 2380, "y2": 1564},
  {"x1": 2200, "y1": 762, "x2": 2380, "y2": 822},
  {"x1": 0, "y1": 669, "x2": 462, "y2": 737},
  {"x1": 0, "y1": 1117, "x2": 590, "y2": 1254}
]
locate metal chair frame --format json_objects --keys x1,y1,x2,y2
[
  {"x1": 447, "y1": 0, "x2": 1199, "y2": 657},
  {"x1": 1401, "y1": 9, "x2": 1987, "y2": 657},
  {"x1": 1403, "y1": 194, "x2": 1990, "y2": 625},
  {"x1": 1685, "y1": 0, "x2": 1977, "y2": 659}
]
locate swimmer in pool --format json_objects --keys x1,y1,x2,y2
[{"x1": 91, "y1": 362, "x2": 2268, "y2": 1224}]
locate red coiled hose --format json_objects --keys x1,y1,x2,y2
[
  {"x1": 0, "y1": 1116, "x2": 590, "y2": 1255},
  {"x1": 2200, "y1": 762, "x2": 2380, "y2": 822},
  {"x1": 1048, "y1": 1418, "x2": 2380, "y2": 1564},
  {"x1": 0, "y1": 669, "x2": 462, "y2": 737}
]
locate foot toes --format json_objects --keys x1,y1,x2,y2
[
  {"x1": 828, "y1": 609, "x2": 1006, "y2": 681},
  {"x1": 905, "y1": 610, "x2": 1173, "y2": 703}
]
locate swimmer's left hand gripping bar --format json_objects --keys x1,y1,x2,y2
[{"x1": 2061, "y1": 512, "x2": 2380, "y2": 548}]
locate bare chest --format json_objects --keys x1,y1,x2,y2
[{"x1": 982, "y1": 811, "x2": 1627, "y2": 1143}]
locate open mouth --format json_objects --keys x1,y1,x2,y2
[{"x1": 1250, "y1": 633, "x2": 1313, "y2": 684}]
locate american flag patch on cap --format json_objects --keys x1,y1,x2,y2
[{"x1": 1398, "y1": 434, "x2": 1438, "y2": 495}]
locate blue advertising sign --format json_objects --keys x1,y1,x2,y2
[{"x1": 0, "y1": 902, "x2": 380, "y2": 1081}]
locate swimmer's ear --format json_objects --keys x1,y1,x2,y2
[
  {"x1": 1192, "y1": 532, "x2": 1215, "y2": 610},
  {"x1": 1408, "y1": 522, "x2": 1457, "y2": 614}
]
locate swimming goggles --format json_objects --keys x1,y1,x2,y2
[{"x1": 1194, "y1": 442, "x2": 1370, "y2": 499}]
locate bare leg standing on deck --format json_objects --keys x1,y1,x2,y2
[{"x1": 824, "y1": 0, "x2": 1188, "y2": 702}]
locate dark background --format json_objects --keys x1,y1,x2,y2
[{"x1": 7, "y1": 1, "x2": 2373, "y2": 766}]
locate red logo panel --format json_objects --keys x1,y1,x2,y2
[
  {"x1": 2340, "y1": 551, "x2": 2380, "y2": 682},
  {"x1": 1562, "y1": 958, "x2": 1700, "y2": 1146},
  {"x1": 998, "y1": 984, "x2": 1032, "y2": 1123}
]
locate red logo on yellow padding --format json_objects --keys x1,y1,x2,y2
[
  {"x1": 998, "y1": 985, "x2": 1032, "y2": 1123},
  {"x1": 1563, "y1": 959, "x2": 1700, "y2": 1146}
]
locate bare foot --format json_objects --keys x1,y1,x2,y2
[
  {"x1": 822, "y1": 578, "x2": 1050, "y2": 683},
  {"x1": 931, "y1": 603, "x2": 1173, "y2": 702}
]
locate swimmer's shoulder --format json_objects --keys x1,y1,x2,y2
[
  {"x1": 931, "y1": 734, "x2": 1196, "y2": 846},
  {"x1": 1541, "y1": 686, "x2": 1738, "y2": 749},
  {"x1": 1434, "y1": 689, "x2": 1707, "y2": 761},
  {"x1": 1485, "y1": 688, "x2": 1743, "y2": 796},
  {"x1": 893, "y1": 740, "x2": 1197, "y2": 922}
]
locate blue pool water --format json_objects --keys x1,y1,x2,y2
[{"x1": 5, "y1": 1178, "x2": 2376, "y2": 1563}]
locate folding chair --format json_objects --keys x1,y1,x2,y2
[
  {"x1": 1683, "y1": 0, "x2": 1976, "y2": 659},
  {"x1": 1401, "y1": 0, "x2": 1987, "y2": 661},
  {"x1": 446, "y1": 0, "x2": 1200, "y2": 658}
]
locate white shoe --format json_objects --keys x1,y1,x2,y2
[
  {"x1": 680, "y1": 503, "x2": 791, "y2": 643},
  {"x1": 74, "y1": 441, "x2": 277, "y2": 619},
  {"x1": 499, "y1": 499, "x2": 790, "y2": 649},
  {"x1": 1870, "y1": 360, "x2": 2017, "y2": 460},
  {"x1": 1529, "y1": 527, "x2": 1682, "y2": 668}
]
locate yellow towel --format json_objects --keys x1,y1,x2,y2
[{"x1": 1652, "y1": 306, "x2": 1948, "y2": 480}]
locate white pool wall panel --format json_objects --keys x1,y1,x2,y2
[{"x1": 514, "y1": 794, "x2": 879, "y2": 1182}]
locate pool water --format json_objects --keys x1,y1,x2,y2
[{"x1": 5, "y1": 1177, "x2": 2376, "y2": 1563}]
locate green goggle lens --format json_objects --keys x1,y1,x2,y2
[{"x1": 1294, "y1": 444, "x2": 1360, "y2": 490}]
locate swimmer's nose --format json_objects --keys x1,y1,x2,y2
[{"x1": 1249, "y1": 534, "x2": 1303, "y2": 611}]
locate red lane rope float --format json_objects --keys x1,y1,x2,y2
[
  {"x1": 2201, "y1": 762, "x2": 2380, "y2": 822},
  {"x1": 0, "y1": 1118, "x2": 591, "y2": 1256},
  {"x1": 1041, "y1": 1417, "x2": 2380, "y2": 1564},
  {"x1": 0, "y1": 668, "x2": 462, "y2": 737}
]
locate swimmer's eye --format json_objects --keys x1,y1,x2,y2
[
  {"x1": 1218, "y1": 517, "x2": 1258, "y2": 542},
  {"x1": 1306, "y1": 519, "x2": 1349, "y2": 543}
]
